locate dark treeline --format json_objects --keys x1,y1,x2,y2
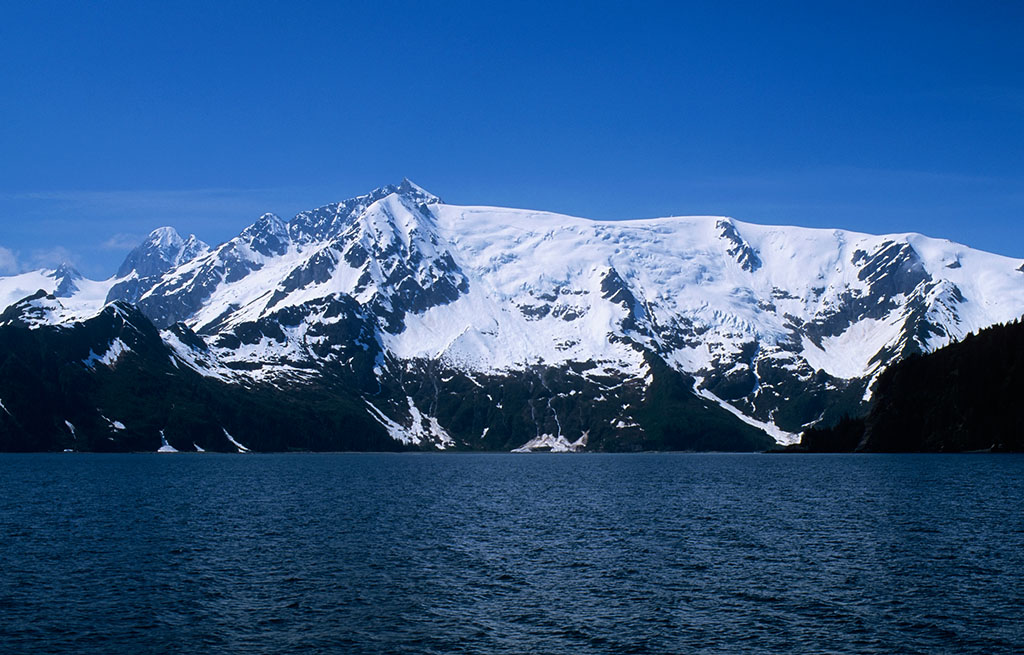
[{"x1": 796, "y1": 317, "x2": 1024, "y2": 452}]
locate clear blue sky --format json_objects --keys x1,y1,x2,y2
[{"x1": 1, "y1": 0, "x2": 1022, "y2": 277}]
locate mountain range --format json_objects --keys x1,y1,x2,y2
[{"x1": 2, "y1": 180, "x2": 1022, "y2": 452}]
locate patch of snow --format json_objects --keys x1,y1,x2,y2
[
  {"x1": 161, "y1": 330, "x2": 234, "y2": 381},
  {"x1": 363, "y1": 397, "x2": 454, "y2": 447},
  {"x1": 800, "y1": 317, "x2": 901, "y2": 380},
  {"x1": 223, "y1": 428, "x2": 251, "y2": 453},
  {"x1": 157, "y1": 430, "x2": 178, "y2": 453},
  {"x1": 100, "y1": 415, "x2": 127, "y2": 431},
  {"x1": 83, "y1": 338, "x2": 130, "y2": 369},
  {"x1": 512, "y1": 432, "x2": 587, "y2": 453},
  {"x1": 0, "y1": 270, "x2": 54, "y2": 310},
  {"x1": 696, "y1": 388, "x2": 798, "y2": 445}
]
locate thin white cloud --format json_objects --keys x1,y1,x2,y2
[
  {"x1": 102, "y1": 233, "x2": 145, "y2": 250},
  {"x1": 28, "y1": 246, "x2": 77, "y2": 270},
  {"x1": 0, "y1": 246, "x2": 19, "y2": 275}
]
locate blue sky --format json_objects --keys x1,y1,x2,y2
[{"x1": 1, "y1": 0, "x2": 1022, "y2": 277}]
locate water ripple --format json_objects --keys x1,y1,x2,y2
[{"x1": 1, "y1": 453, "x2": 1023, "y2": 654}]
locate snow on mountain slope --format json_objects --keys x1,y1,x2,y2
[
  {"x1": 0, "y1": 270, "x2": 55, "y2": 310},
  {"x1": 0, "y1": 268, "x2": 116, "y2": 323},
  {"x1": 428, "y1": 207, "x2": 1021, "y2": 363}
]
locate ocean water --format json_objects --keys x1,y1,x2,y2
[{"x1": 1, "y1": 453, "x2": 1022, "y2": 654}]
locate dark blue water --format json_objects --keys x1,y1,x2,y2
[{"x1": 1, "y1": 454, "x2": 1022, "y2": 654}]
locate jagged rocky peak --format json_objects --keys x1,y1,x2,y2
[
  {"x1": 716, "y1": 219, "x2": 762, "y2": 272},
  {"x1": 116, "y1": 227, "x2": 210, "y2": 279},
  {"x1": 853, "y1": 240, "x2": 929, "y2": 294},
  {"x1": 244, "y1": 212, "x2": 288, "y2": 236},
  {"x1": 396, "y1": 178, "x2": 441, "y2": 205},
  {"x1": 180, "y1": 233, "x2": 208, "y2": 260},
  {"x1": 51, "y1": 262, "x2": 82, "y2": 281},
  {"x1": 288, "y1": 179, "x2": 440, "y2": 243},
  {"x1": 240, "y1": 213, "x2": 290, "y2": 257},
  {"x1": 107, "y1": 227, "x2": 210, "y2": 306},
  {"x1": 51, "y1": 262, "x2": 83, "y2": 298}
]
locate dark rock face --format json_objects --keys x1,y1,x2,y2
[
  {"x1": 328, "y1": 203, "x2": 469, "y2": 334},
  {"x1": 52, "y1": 264, "x2": 82, "y2": 298},
  {"x1": 114, "y1": 228, "x2": 207, "y2": 279},
  {"x1": 382, "y1": 353, "x2": 773, "y2": 452},
  {"x1": 133, "y1": 259, "x2": 224, "y2": 329},
  {"x1": 717, "y1": 219, "x2": 762, "y2": 272},
  {"x1": 240, "y1": 214, "x2": 291, "y2": 257},
  {"x1": 600, "y1": 268, "x2": 645, "y2": 332}
]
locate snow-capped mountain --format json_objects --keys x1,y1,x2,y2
[
  {"x1": 2, "y1": 180, "x2": 1022, "y2": 452},
  {"x1": 107, "y1": 226, "x2": 209, "y2": 304}
]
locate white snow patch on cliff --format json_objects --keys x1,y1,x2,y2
[
  {"x1": 223, "y1": 429, "x2": 251, "y2": 453},
  {"x1": 157, "y1": 430, "x2": 178, "y2": 453},
  {"x1": 82, "y1": 338, "x2": 130, "y2": 369},
  {"x1": 696, "y1": 388, "x2": 798, "y2": 445},
  {"x1": 512, "y1": 432, "x2": 588, "y2": 453},
  {"x1": 800, "y1": 317, "x2": 901, "y2": 380}
]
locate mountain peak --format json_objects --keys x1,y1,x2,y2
[
  {"x1": 288, "y1": 181, "x2": 438, "y2": 243},
  {"x1": 249, "y1": 212, "x2": 288, "y2": 233},
  {"x1": 148, "y1": 226, "x2": 184, "y2": 249},
  {"x1": 115, "y1": 227, "x2": 209, "y2": 279},
  {"x1": 51, "y1": 262, "x2": 82, "y2": 281},
  {"x1": 397, "y1": 178, "x2": 441, "y2": 204},
  {"x1": 240, "y1": 213, "x2": 290, "y2": 256},
  {"x1": 51, "y1": 262, "x2": 83, "y2": 298}
]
